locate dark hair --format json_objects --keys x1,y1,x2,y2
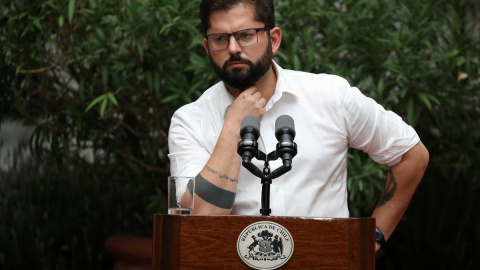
[{"x1": 200, "y1": 0, "x2": 275, "y2": 36}]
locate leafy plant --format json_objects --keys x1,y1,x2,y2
[{"x1": 0, "y1": 141, "x2": 168, "y2": 269}]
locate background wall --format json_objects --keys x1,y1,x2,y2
[{"x1": 1, "y1": 0, "x2": 479, "y2": 269}]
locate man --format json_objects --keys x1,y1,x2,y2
[{"x1": 168, "y1": 0, "x2": 429, "y2": 252}]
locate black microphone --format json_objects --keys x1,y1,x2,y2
[
  {"x1": 237, "y1": 115, "x2": 261, "y2": 163},
  {"x1": 275, "y1": 115, "x2": 297, "y2": 165}
]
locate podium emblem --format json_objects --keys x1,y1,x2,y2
[{"x1": 237, "y1": 221, "x2": 294, "y2": 269}]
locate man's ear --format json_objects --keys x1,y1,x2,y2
[
  {"x1": 269, "y1": 27, "x2": 282, "y2": 55},
  {"x1": 203, "y1": 38, "x2": 210, "y2": 55}
]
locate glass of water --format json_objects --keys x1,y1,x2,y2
[{"x1": 168, "y1": 176, "x2": 194, "y2": 214}]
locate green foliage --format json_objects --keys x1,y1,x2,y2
[
  {"x1": 0, "y1": 142, "x2": 168, "y2": 269},
  {"x1": 1, "y1": 0, "x2": 200, "y2": 269},
  {"x1": 1, "y1": 0, "x2": 211, "y2": 171},
  {"x1": 1, "y1": 0, "x2": 479, "y2": 269}
]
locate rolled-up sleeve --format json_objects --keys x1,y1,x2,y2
[
  {"x1": 341, "y1": 82, "x2": 419, "y2": 167},
  {"x1": 168, "y1": 109, "x2": 211, "y2": 178}
]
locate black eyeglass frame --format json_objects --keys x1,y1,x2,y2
[{"x1": 206, "y1": 27, "x2": 271, "y2": 51}]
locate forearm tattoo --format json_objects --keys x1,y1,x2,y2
[
  {"x1": 376, "y1": 168, "x2": 398, "y2": 208},
  {"x1": 189, "y1": 174, "x2": 236, "y2": 209},
  {"x1": 206, "y1": 166, "x2": 238, "y2": 183}
]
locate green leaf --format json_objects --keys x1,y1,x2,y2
[
  {"x1": 433, "y1": 49, "x2": 459, "y2": 62},
  {"x1": 161, "y1": 94, "x2": 179, "y2": 104},
  {"x1": 100, "y1": 99, "x2": 107, "y2": 116},
  {"x1": 107, "y1": 93, "x2": 118, "y2": 106},
  {"x1": 15, "y1": 64, "x2": 24, "y2": 75},
  {"x1": 85, "y1": 95, "x2": 106, "y2": 112},
  {"x1": 58, "y1": 15, "x2": 64, "y2": 27},
  {"x1": 68, "y1": 0, "x2": 76, "y2": 23},
  {"x1": 159, "y1": 17, "x2": 180, "y2": 34},
  {"x1": 418, "y1": 93, "x2": 440, "y2": 111},
  {"x1": 96, "y1": 28, "x2": 106, "y2": 41},
  {"x1": 293, "y1": 55, "x2": 301, "y2": 70},
  {"x1": 418, "y1": 93, "x2": 433, "y2": 110},
  {"x1": 33, "y1": 18, "x2": 42, "y2": 30},
  {"x1": 407, "y1": 99, "x2": 415, "y2": 125}
]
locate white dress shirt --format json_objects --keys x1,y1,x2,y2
[{"x1": 168, "y1": 61, "x2": 419, "y2": 217}]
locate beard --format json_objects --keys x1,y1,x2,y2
[{"x1": 209, "y1": 41, "x2": 273, "y2": 91}]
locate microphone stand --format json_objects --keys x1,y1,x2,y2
[
  {"x1": 237, "y1": 114, "x2": 297, "y2": 216},
  {"x1": 241, "y1": 150, "x2": 293, "y2": 216}
]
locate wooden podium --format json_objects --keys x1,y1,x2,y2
[{"x1": 152, "y1": 214, "x2": 375, "y2": 269}]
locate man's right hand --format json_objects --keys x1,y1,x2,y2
[{"x1": 226, "y1": 87, "x2": 267, "y2": 127}]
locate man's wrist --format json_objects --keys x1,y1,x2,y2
[{"x1": 375, "y1": 227, "x2": 386, "y2": 249}]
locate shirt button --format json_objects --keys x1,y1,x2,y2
[{"x1": 275, "y1": 187, "x2": 280, "y2": 192}]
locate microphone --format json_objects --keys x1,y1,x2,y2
[
  {"x1": 237, "y1": 115, "x2": 261, "y2": 163},
  {"x1": 275, "y1": 115, "x2": 297, "y2": 165}
]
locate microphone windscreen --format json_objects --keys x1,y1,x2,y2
[
  {"x1": 275, "y1": 115, "x2": 295, "y2": 133},
  {"x1": 241, "y1": 115, "x2": 261, "y2": 131}
]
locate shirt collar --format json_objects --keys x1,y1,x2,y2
[
  {"x1": 272, "y1": 60, "x2": 299, "y2": 98},
  {"x1": 266, "y1": 61, "x2": 299, "y2": 110}
]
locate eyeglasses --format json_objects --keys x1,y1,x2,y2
[{"x1": 206, "y1": 27, "x2": 270, "y2": 51}]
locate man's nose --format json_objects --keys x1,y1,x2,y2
[{"x1": 227, "y1": 35, "x2": 242, "y2": 54}]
